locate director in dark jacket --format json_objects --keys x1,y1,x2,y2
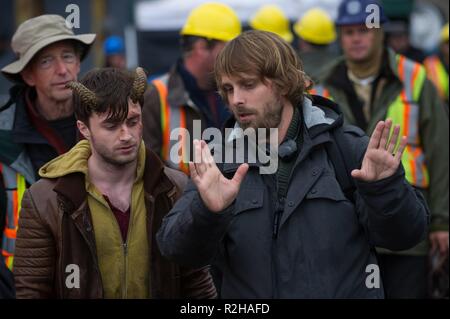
[{"x1": 156, "y1": 30, "x2": 429, "y2": 298}]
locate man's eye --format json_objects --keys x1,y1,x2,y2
[
  {"x1": 63, "y1": 53, "x2": 76, "y2": 63},
  {"x1": 39, "y1": 57, "x2": 53, "y2": 68},
  {"x1": 243, "y1": 82, "x2": 255, "y2": 89}
]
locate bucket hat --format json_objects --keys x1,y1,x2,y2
[{"x1": 2, "y1": 14, "x2": 96, "y2": 82}]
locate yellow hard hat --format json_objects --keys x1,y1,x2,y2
[
  {"x1": 294, "y1": 8, "x2": 336, "y2": 45},
  {"x1": 249, "y1": 4, "x2": 293, "y2": 43},
  {"x1": 181, "y1": 2, "x2": 241, "y2": 42},
  {"x1": 441, "y1": 23, "x2": 449, "y2": 43}
]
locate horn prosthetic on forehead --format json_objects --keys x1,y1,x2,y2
[
  {"x1": 129, "y1": 67, "x2": 147, "y2": 104},
  {"x1": 66, "y1": 81, "x2": 98, "y2": 109}
]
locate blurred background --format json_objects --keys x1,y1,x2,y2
[{"x1": 0, "y1": 0, "x2": 448, "y2": 103}]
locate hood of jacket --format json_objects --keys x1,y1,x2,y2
[
  {"x1": 39, "y1": 139, "x2": 146, "y2": 181},
  {"x1": 217, "y1": 95, "x2": 344, "y2": 174},
  {"x1": 224, "y1": 95, "x2": 344, "y2": 141}
]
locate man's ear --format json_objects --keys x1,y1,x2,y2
[
  {"x1": 20, "y1": 67, "x2": 36, "y2": 87},
  {"x1": 77, "y1": 120, "x2": 91, "y2": 141}
]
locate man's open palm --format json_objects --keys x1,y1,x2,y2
[
  {"x1": 352, "y1": 119, "x2": 407, "y2": 182},
  {"x1": 190, "y1": 140, "x2": 249, "y2": 213}
]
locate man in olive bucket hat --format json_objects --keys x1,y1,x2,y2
[{"x1": 0, "y1": 15, "x2": 95, "y2": 279}]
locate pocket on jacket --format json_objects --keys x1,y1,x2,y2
[
  {"x1": 305, "y1": 173, "x2": 347, "y2": 202},
  {"x1": 234, "y1": 187, "x2": 264, "y2": 215}
]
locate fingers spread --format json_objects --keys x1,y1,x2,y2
[
  {"x1": 387, "y1": 125, "x2": 400, "y2": 154},
  {"x1": 194, "y1": 139, "x2": 207, "y2": 176},
  {"x1": 194, "y1": 139, "x2": 202, "y2": 164},
  {"x1": 368, "y1": 121, "x2": 384, "y2": 150},
  {"x1": 201, "y1": 140, "x2": 215, "y2": 167},
  {"x1": 394, "y1": 136, "x2": 407, "y2": 162},
  {"x1": 189, "y1": 161, "x2": 199, "y2": 181},
  {"x1": 380, "y1": 119, "x2": 392, "y2": 150}
]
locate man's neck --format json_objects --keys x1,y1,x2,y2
[
  {"x1": 87, "y1": 155, "x2": 137, "y2": 195},
  {"x1": 36, "y1": 94, "x2": 74, "y2": 121},
  {"x1": 277, "y1": 101, "x2": 294, "y2": 145}
]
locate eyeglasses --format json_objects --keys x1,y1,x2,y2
[{"x1": 36, "y1": 52, "x2": 78, "y2": 70}]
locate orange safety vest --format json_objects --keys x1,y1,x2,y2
[
  {"x1": 309, "y1": 86, "x2": 332, "y2": 99},
  {"x1": 386, "y1": 55, "x2": 428, "y2": 188},
  {"x1": 0, "y1": 163, "x2": 26, "y2": 270},
  {"x1": 423, "y1": 55, "x2": 449, "y2": 102},
  {"x1": 152, "y1": 75, "x2": 190, "y2": 174}
]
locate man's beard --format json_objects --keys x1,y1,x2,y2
[{"x1": 236, "y1": 98, "x2": 283, "y2": 131}]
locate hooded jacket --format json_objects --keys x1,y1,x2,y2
[
  {"x1": 13, "y1": 140, "x2": 217, "y2": 299},
  {"x1": 157, "y1": 96, "x2": 429, "y2": 298}
]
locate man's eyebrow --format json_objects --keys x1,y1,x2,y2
[
  {"x1": 101, "y1": 117, "x2": 120, "y2": 125},
  {"x1": 237, "y1": 77, "x2": 257, "y2": 84},
  {"x1": 37, "y1": 53, "x2": 52, "y2": 60},
  {"x1": 127, "y1": 114, "x2": 140, "y2": 120}
]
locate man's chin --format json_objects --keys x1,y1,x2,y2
[
  {"x1": 52, "y1": 91, "x2": 73, "y2": 103},
  {"x1": 104, "y1": 153, "x2": 138, "y2": 167},
  {"x1": 236, "y1": 118, "x2": 256, "y2": 129},
  {"x1": 348, "y1": 53, "x2": 371, "y2": 64}
]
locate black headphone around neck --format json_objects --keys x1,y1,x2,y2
[{"x1": 278, "y1": 139, "x2": 298, "y2": 161}]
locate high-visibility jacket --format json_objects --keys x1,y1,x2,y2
[
  {"x1": 309, "y1": 86, "x2": 332, "y2": 99},
  {"x1": 424, "y1": 55, "x2": 449, "y2": 102},
  {"x1": 313, "y1": 55, "x2": 429, "y2": 188},
  {"x1": 152, "y1": 75, "x2": 190, "y2": 174},
  {"x1": 0, "y1": 163, "x2": 26, "y2": 270}
]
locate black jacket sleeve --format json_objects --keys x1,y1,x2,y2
[
  {"x1": 157, "y1": 180, "x2": 235, "y2": 268},
  {"x1": 349, "y1": 131, "x2": 430, "y2": 251}
]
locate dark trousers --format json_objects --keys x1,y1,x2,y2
[{"x1": 377, "y1": 254, "x2": 427, "y2": 299}]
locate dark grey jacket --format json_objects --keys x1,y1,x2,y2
[{"x1": 157, "y1": 96, "x2": 429, "y2": 298}]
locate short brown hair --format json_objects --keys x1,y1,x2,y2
[
  {"x1": 69, "y1": 67, "x2": 146, "y2": 125},
  {"x1": 215, "y1": 30, "x2": 312, "y2": 107}
]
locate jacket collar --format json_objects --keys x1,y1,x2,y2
[
  {"x1": 166, "y1": 63, "x2": 192, "y2": 109},
  {"x1": 221, "y1": 96, "x2": 340, "y2": 174},
  {"x1": 325, "y1": 48, "x2": 398, "y2": 91},
  {"x1": 53, "y1": 147, "x2": 172, "y2": 213}
]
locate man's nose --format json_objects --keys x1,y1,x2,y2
[
  {"x1": 231, "y1": 88, "x2": 245, "y2": 106},
  {"x1": 54, "y1": 58, "x2": 68, "y2": 75},
  {"x1": 119, "y1": 125, "x2": 132, "y2": 141}
]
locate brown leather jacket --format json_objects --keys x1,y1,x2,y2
[{"x1": 13, "y1": 148, "x2": 217, "y2": 299}]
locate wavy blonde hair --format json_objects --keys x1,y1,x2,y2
[{"x1": 215, "y1": 30, "x2": 312, "y2": 107}]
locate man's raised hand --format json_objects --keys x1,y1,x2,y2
[
  {"x1": 351, "y1": 119, "x2": 407, "y2": 182},
  {"x1": 189, "y1": 140, "x2": 249, "y2": 213}
]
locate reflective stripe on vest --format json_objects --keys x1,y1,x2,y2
[
  {"x1": 0, "y1": 163, "x2": 26, "y2": 270},
  {"x1": 309, "y1": 86, "x2": 332, "y2": 99},
  {"x1": 386, "y1": 55, "x2": 429, "y2": 188},
  {"x1": 424, "y1": 56, "x2": 449, "y2": 101},
  {"x1": 152, "y1": 75, "x2": 190, "y2": 174}
]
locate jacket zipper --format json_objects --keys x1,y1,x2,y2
[
  {"x1": 122, "y1": 241, "x2": 128, "y2": 299},
  {"x1": 272, "y1": 198, "x2": 284, "y2": 239},
  {"x1": 271, "y1": 197, "x2": 284, "y2": 298},
  {"x1": 122, "y1": 200, "x2": 133, "y2": 299},
  {"x1": 273, "y1": 210, "x2": 282, "y2": 239}
]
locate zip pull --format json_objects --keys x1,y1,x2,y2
[
  {"x1": 273, "y1": 198, "x2": 285, "y2": 239},
  {"x1": 123, "y1": 242, "x2": 128, "y2": 256},
  {"x1": 273, "y1": 211, "x2": 281, "y2": 239}
]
